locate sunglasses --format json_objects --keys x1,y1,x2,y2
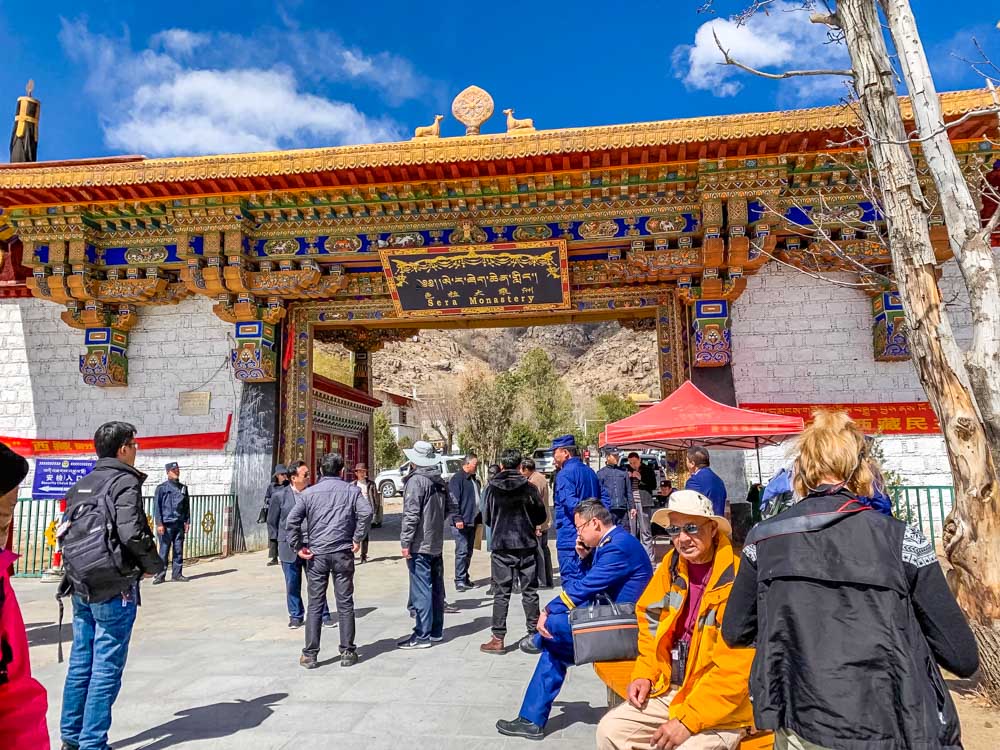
[{"x1": 664, "y1": 522, "x2": 707, "y2": 539}]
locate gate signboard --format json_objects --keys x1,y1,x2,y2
[
  {"x1": 31, "y1": 458, "x2": 95, "y2": 499},
  {"x1": 380, "y1": 240, "x2": 570, "y2": 318}
]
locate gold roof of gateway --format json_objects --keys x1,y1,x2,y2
[{"x1": 0, "y1": 88, "x2": 994, "y2": 195}]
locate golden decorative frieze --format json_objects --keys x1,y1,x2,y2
[{"x1": 2, "y1": 90, "x2": 991, "y2": 192}]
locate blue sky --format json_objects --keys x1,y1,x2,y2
[{"x1": 2, "y1": 1, "x2": 998, "y2": 161}]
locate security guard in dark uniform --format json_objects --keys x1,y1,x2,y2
[{"x1": 153, "y1": 462, "x2": 191, "y2": 583}]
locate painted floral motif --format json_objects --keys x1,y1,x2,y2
[
  {"x1": 124, "y1": 246, "x2": 168, "y2": 264},
  {"x1": 263, "y1": 238, "x2": 300, "y2": 256},
  {"x1": 578, "y1": 220, "x2": 619, "y2": 239}
]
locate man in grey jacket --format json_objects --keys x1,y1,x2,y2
[
  {"x1": 287, "y1": 452, "x2": 372, "y2": 668},
  {"x1": 398, "y1": 441, "x2": 459, "y2": 649}
]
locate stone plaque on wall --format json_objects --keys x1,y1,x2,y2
[{"x1": 178, "y1": 391, "x2": 211, "y2": 416}]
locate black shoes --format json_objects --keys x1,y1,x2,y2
[
  {"x1": 172, "y1": 574, "x2": 190, "y2": 583},
  {"x1": 299, "y1": 654, "x2": 318, "y2": 670},
  {"x1": 341, "y1": 650, "x2": 359, "y2": 667},
  {"x1": 288, "y1": 618, "x2": 304, "y2": 629},
  {"x1": 519, "y1": 635, "x2": 542, "y2": 655},
  {"x1": 267, "y1": 559, "x2": 279, "y2": 567},
  {"x1": 496, "y1": 717, "x2": 544, "y2": 740},
  {"x1": 444, "y1": 603, "x2": 461, "y2": 614},
  {"x1": 397, "y1": 635, "x2": 432, "y2": 650},
  {"x1": 455, "y1": 582, "x2": 472, "y2": 592},
  {"x1": 152, "y1": 575, "x2": 165, "y2": 585},
  {"x1": 61, "y1": 743, "x2": 80, "y2": 750},
  {"x1": 323, "y1": 618, "x2": 336, "y2": 629}
]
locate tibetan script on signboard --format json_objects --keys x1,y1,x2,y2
[{"x1": 379, "y1": 240, "x2": 570, "y2": 318}]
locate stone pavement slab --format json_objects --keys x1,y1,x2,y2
[{"x1": 16, "y1": 514, "x2": 608, "y2": 750}]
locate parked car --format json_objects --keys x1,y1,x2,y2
[
  {"x1": 532, "y1": 448, "x2": 556, "y2": 477},
  {"x1": 375, "y1": 455, "x2": 465, "y2": 499}
]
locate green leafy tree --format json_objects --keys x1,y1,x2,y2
[
  {"x1": 459, "y1": 369, "x2": 520, "y2": 464},
  {"x1": 516, "y1": 348, "x2": 574, "y2": 441},
  {"x1": 373, "y1": 410, "x2": 403, "y2": 472},
  {"x1": 506, "y1": 421, "x2": 542, "y2": 457},
  {"x1": 585, "y1": 392, "x2": 639, "y2": 447}
]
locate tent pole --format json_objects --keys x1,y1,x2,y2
[{"x1": 755, "y1": 436, "x2": 763, "y2": 484}]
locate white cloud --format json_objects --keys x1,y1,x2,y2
[
  {"x1": 150, "y1": 29, "x2": 210, "y2": 57},
  {"x1": 58, "y1": 18, "x2": 411, "y2": 156},
  {"x1": 672, "y1": 2, "x2": 851, "y2": 102}
]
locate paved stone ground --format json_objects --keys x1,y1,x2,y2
[{"x1": 15, "y1": 510, "x2": 607, "y2": 750}]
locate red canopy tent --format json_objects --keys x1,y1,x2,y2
[{"x1": 600, "y1": 381, "x2": 805, "y2": 479}]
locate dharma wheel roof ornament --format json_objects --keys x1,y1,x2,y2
[{"x1": 452, "y1": 85, "x2": 494, "y2": 136}]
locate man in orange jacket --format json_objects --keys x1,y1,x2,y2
[{"x1": 596, "y1": 490, "x2": 754, "y2": 750}]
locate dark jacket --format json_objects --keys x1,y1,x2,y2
[
  {"x1": 685, "y1": 467, "x2": 727, "y2": 517},
  {"x1": 626, "y1": 461, "x2": 657, "y2": 495},
  {"x1": 482, "y1": 470, "x2": 548, "y2": 551},
  {"x1": 723, "y1": 491, "x2": 979, "y2": 750},
  {"x1": 400, "y1": 466, "x2": 458, "y2": 556},
  {"x1": 448, "y1": 470, "x2": 480, "y2": 527},
  {"x1": 153, "y1": 479, "x2": 189, "y2": 525},
  {"x1": 286, "y1": 476, "x2": 372, "y2": 555},
  {"x1": 62, "y1": 458, "x2": 163, "y2": 602},
  {"x1": 265, "y1": 484, "x2": 299, "y2": 563},
  {"x1": 597, "y1": 464, "x2": 631, "y2": 511}
]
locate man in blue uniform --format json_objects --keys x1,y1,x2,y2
[
  {"x1": 496, "y1": 498, "x2": 654, "y2": 740},
  {"x1": 683, "y1": 446, "x2": 728, "y2": 518},
  {"x1": 153, "y1": 462, "x2": 190, "y2": 584},
  {"x1": 550, "y1": 435, "x2": 609, "y2": 584}
]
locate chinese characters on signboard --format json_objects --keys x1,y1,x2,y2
[
  {"x1": 31, "y1": 458, "x2": 96, "y2": 499},
  {"x1": 739, "y1": 402, "x2": 941, "y2": 434},
  {"x1": 379, "y1": 240, "x2": 570, "y2": 318}
]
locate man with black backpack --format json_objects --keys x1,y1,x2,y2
[{"x1": 58, "y1": 421, "x2": 163, "y2": 750}]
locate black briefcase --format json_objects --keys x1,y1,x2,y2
[{"x1": 569, "y1": 597, "x2": 640, "y2": 665}]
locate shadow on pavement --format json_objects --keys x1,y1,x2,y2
[
  {"x1": 359, "y1": 615, "x2": 493, "y2": 663},
  {"x1": 26, "y1": 621, "x2": 67, "y2": 647},
  {"x1": 185, "y1": 568, "x2": 238, "y2": 581},
  {"x1": 114, "y1": 692, "x2": 288, "y2": 750},
  {"x1": 545, "y1": 700, "x2": 601, "y2": 734}
]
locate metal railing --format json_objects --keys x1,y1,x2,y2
[
  {"x1": 10, "y1": 494, "x2": 239, "y2": 578},
  {"x1": 891, "y1": 485, "x2": 954, "y2": 547}
]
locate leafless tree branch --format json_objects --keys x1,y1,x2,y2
[{"x1": 712, "y1": 29, "x2": 854, "y2": 79}]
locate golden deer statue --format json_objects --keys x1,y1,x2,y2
[
  {"x1": 413, "y1": 114, "x2": 444, "y2": 139},
  {"x1": 503, "y1": 108, "x2": 535, "y2": 133}
]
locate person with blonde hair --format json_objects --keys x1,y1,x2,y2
[{"x1": 722, "y1": 410, "x2": 979, "y2": 750}]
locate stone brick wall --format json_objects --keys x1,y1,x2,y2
[
  {"x1": 1, "y1": 297, "x2": 241, "y2": 497},
  {"x1": 731, "y1": 261, "x2": 970, "y2": 490}
]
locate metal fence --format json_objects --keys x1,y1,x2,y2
[
  {"x1": 892, "y1": 485, "x2": 954, "y2": 547},
  {"x1": 10, "y1": 494, "x2": 240, "y2": 578}
]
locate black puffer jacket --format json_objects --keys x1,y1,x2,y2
[
  {"x1": 482, "y1": 470, "x2": 547, "y2": 551},
  {"x1": 62, "y1": 458, "x2": 163, "y2": 603},
  {"x1": 722, "y1": 491, "x2": 979, "y2": 750}
]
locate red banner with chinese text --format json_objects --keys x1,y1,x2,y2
[
  {"x1": 0, "y1": 414, "x2": 233, "y2": 457},
  {"x1": 738, "y1": 403, "x2": 940, "y2": 435}
]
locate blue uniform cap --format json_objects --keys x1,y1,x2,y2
[
  {"x1": 551, "y1": 434, "x2": 577, "y2": 450},
  {"x1": 165, "y1": 462, "x2": 179, "y2": 472}
]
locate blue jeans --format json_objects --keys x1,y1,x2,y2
[
  {"x1": 281, "y1": 558, "x2": 330, "y2": 622},
  {"x1": 407, "y1": 553, "x2": 445, "y2": 640},
  {"x1": 61, "y1": 592, "x2": 137, "y2": 750}
]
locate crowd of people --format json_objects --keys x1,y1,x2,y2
[{"x1": 0, "y1": 410, "x2": 985, "y2": 750}]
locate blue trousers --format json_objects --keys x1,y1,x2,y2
[
  {"x1": 556, "y1": 547, "x2": 583, "y2": 584},
  {"x1": 158, "y1": 521, "x2": 185, "y2": 578},
  {"x1": 519, "y1": 612, "x2": 575, "y2": 727},
  {"x1": 407, "y1": 552, "x2": 445, "y2": 640},
  {"x1": 281, "y1": 558, "x2": 330, "y2": 622},
  {"x1": 61, "y1": 592, "x2": 137, "y2": 750}
]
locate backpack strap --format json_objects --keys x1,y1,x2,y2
[{"x1": 745, "y1": 496, "x2": 870, "y2": 547}]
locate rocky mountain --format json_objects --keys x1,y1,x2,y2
[{"x1": 364, "y1": 323, "x2": 660, "y2": 403}]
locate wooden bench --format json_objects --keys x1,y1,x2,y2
[{"x1": 594, "y1": 661, "x2": 774, "y2": 749}]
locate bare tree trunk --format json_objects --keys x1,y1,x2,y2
[
  {"x1": 881, "y1": 0, "x2": 1000, "y2": 473},
  {"x1": 837, "y1": 0, "x2": 1000, "y2": 700}
]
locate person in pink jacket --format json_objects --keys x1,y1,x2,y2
[{"x1": 0, "y1": 441, "x2": 50, "y2": 749}]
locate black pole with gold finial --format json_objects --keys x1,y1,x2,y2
[{"x1": 10, "y1": 79, "x2": 40, "y2": 163}]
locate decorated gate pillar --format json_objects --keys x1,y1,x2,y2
[
  {"x1": 691, "y1": 299, "x2": 732, "y2": 367},
  {"x1": 871, "y1": 290, "x2": 910, "y2": 362},
  {"x1": 655, "y1": 291, "x2": 688, "y2": 397},
  {"x1": 231, "y1": 320, "x2": 278, "y2": 382}
]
